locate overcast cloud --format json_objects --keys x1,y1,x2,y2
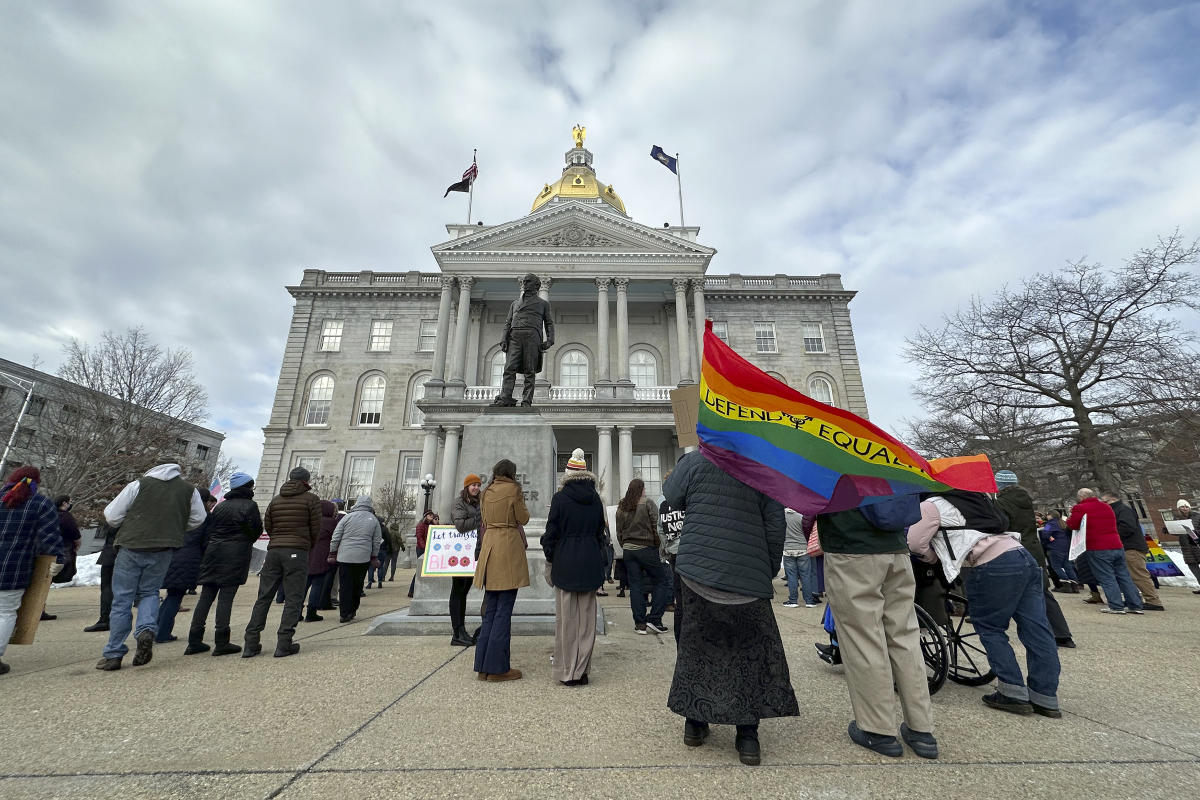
[{"x1": 1, "y1": 0, "x2": 1197, "y2": 475}]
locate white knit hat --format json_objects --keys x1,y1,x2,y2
[{"x1": 565, "y1": 448, "x2": 587, "y2": 471}]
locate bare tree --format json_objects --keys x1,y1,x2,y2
[
  {"x1": 308, "y1": 473, "x2": 344, "y2": 503},
  {"x1": 199, "y1": 453, "x2": 239, "y2": 493},
  {"x1": 17, "y1": 327, "x2": 210, "y2": 522},
  {"x1": 905, "y1": 232, "x2": 1200, "y2": 494},
  {"x1": 374, "y1": 482, "x2": 417, "y2": 546}
]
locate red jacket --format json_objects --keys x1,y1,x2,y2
[{"x1": 1064, "y1": 497, "x2": 1122, "y2": 551}]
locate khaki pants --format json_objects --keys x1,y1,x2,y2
[
  {"x1": 553, "y1": 588, "x2": 597, "y2": 683},
  {"x1": 1124, "y1": 550, "x2": 1161, "y2": 606},
  {"x1": 825, "y1": 552, "x2": 934, "y2": 736}
]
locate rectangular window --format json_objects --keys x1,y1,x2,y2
[
  {"x1": 711, "y1": 321, "x2": 728, "y2": 342},
  {"x1": 1180, "y1": 484, "x2": 1193, "y2": 501},
  {"x1": 1148, "y1": 477, "x2": 1164, "y2": 495},
  {"x1": 27, "y1": 397, "x2": 45, "y2": 416},
  {"x1": 369, "y1": 320, "x2": 393, "y2": 352},
  {"x1": 417, "y1": 320, "x2": 437, "y2": 352},
  {"x1": 1127, "y1": 491, "x2": 1148, "y2": 519},
  {"x1": 754, "y1": 321, "x2": 777, "y2": 353},
  {"x1": 802, "y1": 323, "x2": 826, "y2": 353},
  {"x1": 195, "y1": 444, "x2": 210, "y2": 462},
  {"x1": 632, "y1": 453, "x2": 662, "y2": 498},
  {"x1": 16, "y1": 428, "x2": 35, "y2": 448},
  {"x1": 295, "y1": 455, "x2": 323, "y2": 475},
  {"x1": 319, "y1": 320, "x2": 344, "y2": 352},
  {"x1": 401, "y1": 455, "x2": 422, "y2": 500},
  {"x1": 346, "y1": 456, "x2": 376, "y2": 499}
]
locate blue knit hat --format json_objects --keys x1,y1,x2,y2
[
  {"x1": 229, "y1": 472, "x2": 254, "y2": 489},
  {"x1": 994, "y1": 470, "x2": 1019, "y2": 488}
]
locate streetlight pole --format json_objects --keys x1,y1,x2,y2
[
  {"x1": 0, "y1": 370, "x2": 36, "y2": 472},
  {"x1": 420, "y1": 473, "x2": 437, "y2": 514}
]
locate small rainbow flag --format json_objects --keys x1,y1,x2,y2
[{"x1": 697, "y1": 321, "x2": 996, "y2": 514}]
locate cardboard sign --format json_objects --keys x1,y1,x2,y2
[
  {"x1": 1068, "y1": 515, "x2": 1088, "y2": 561},
  {"x1": 421, "y1": 524, "x2": 477, "y2": 577},
  {"x1": 671, "y1": 385, "x2": 700, "y2": 448},
  {"x1": 10, "y1": 555, "x2": 55, "y2": 645}
]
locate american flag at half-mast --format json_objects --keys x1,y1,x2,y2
[{"x1": 443, "y1": 156, "x2": 478, "y2": 197}]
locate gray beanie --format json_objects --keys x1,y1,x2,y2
[
  {"x1": 289, "y1": 466, "x2": 311, "y2": 483},
  {"x1": 994, "y1": 470, "x2": 1019, "y2": 488}
]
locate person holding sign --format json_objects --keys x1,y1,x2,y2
[
  {"x1": 1065, "y1": 488, "x2": 1143, "y2": 615},
  {"x1": 449, "y1": 474, "x2": 483, "y2": 647},
  {"x1": 473, "y1": 459, "x2": 530, "y2": 682},
  {"x1": 541, "y1": 449, "x2": 607, "y2": 686},
  {"x1": 0, "y1": 466, "x2": 65, "y2": 676}
]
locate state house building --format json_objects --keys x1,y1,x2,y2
[{"x1": 258, "y1": 135, "x2": 869, "y2": 518}]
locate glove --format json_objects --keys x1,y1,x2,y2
[
  {"x1": 327, "y1": 555, "x2": 337, "y2": 564},
  {"x1": 48, "y1": 561, "x2": 64, "y2": 577}
]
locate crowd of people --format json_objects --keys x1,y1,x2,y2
[{"x1": 1, "y1": 455, "x2": 1197, "y2": 767}]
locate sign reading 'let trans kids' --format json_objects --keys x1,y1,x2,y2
[{"x1": 421, "y1": 525, "x2": 478, "y2": 578}]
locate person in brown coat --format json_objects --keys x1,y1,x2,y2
[
  {"x1": 243, "y1": 467, "x2": 322, "y2": 659},
  {"x1": 472, "y1": 459, "x2": 530, "y2": 682}
]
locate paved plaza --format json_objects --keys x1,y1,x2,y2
[{"x1": 2, "y1": 572, "x2": 1198, "y2": 799}]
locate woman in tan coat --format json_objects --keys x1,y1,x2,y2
[{"x1": 473, "y1": 459, "x2": 530, "y2": 681}]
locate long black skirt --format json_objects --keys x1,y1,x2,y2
[{"x1": 668, "y1": 582, "x2": 799, "y2": 725}]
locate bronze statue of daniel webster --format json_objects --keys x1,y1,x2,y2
[{"x1": 491, "y1": 273, "x2": 555, "y2": 407}]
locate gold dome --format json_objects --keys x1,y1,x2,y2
[{"x1": 531, "y1": 126, "x2": 627, "y2": 215}]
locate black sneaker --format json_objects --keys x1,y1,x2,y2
[
  {"x1": 815, "y1": 642, "x2": 842, "y2": 665},
  {"x1": 900, "y1": 722, "x2": 939, "y2": 759},
  {"x1": 1031, "y1": 703, "x2": 1062, "y2": 719},
  {"x1": 131, "y1": 629, "x2": 154, "y2": 666},
  {"x1": 1142, "y1": 604, "x2": 1165, "y2": 611},
  {"x1": 683, "y1": 719, "x2": 710, "y2": 747},
  {"x1": 1055, "y1": 637, "x2": 1077, "y2": 649},
  {"x1": 982, "y1": 691, "x2": 1034, "y2": 715},
  {"x1": 646, "y1": 621, "x2": 669, "y2": 634},
  {"x1": 83, "y1": 622, "x2": 110, "y2": 632},
  {"x1": 634, "y1": 623, "x2": 648, "y2": 634},
  {"x1": 848, "y1": 721, "x2": 902, "y2": 757}
]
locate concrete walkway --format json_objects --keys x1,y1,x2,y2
[{"x1": 3, "y1": 571, "x2": 1198, "y2": 799}]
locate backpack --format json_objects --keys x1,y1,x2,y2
[{"x1": 860, "y1": 495, "x2": 923, "y2": 531}]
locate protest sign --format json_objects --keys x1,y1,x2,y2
[{"x1": 421, "y1": 524, "x2": 478, "y2": 577}]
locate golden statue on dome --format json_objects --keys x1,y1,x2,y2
[{"x1": 572, "y1": 124, "x2": 586, "y2": 148}]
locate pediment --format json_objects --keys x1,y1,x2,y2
[{"x1": 432, "y1": 202, "x2": 714, "y2": 257}]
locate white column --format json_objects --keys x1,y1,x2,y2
[
  {"x1": 437, "y1": 425, "x2": 462, "y2": 519},
  {"x1": 596, "y1": 425, "x2": 614, "y2": 504},
  {"x1": 615, "y1": 278, "x2": 630, "y2": 382},
  {"x1": 672, "y1": 277, "x2": 693, "y2": 384},
  {"x1": 465, "y1": 303, "x2": 483, "y2": 386},
  {"x1": 617, "y1": 425, "x2": 634, "y2": 498},
  {"x1": 691, "y1": 278, "x2": 707, "y2": 366},
  {"x1": 419, "y1": 429, "x2": 439, "y2": 483},
  {"x1": 430, "y1": 275, "x2": 456, "y2": 383},
  {"x1": 537, "y1": 274, "x2": 552, "y2": 301},
  {"x1": 595, "y1": 278, "x2": 611, "y2": 382},
  {"x1": 449, "y1": 276, "x2": 474, "y2": 383}
]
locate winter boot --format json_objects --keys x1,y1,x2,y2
[
  {"x1": 305, "y1": 608, "x2": 324, "y2": 622},
  {"x1": 451, "y1": 626, "x2": 474, "y2": 647},
  {"x1": 274, "y1": 639, "x2": 301, "y2": 658},
  {"x1": 211, "y1": 627, "x2": 241, "y2": 657}
]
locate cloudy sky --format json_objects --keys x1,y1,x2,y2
[{"x1": 1, "y1": 0, "x2": 1197, "y2": 475}]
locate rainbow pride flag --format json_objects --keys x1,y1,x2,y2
[
  {"x1": 1145, "y1": 538, "x2": 1184, "y2": 578},
  {"x1": 696, "y1": 321, "x2": 996, "y2": 514}
]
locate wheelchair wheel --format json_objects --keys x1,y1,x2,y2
[
  {"x1": 914, "y1": 603, "x2": 949, "y2": 695},
  {"x1": 943, "y1": 591, "x2": 995, "y2": 686}
]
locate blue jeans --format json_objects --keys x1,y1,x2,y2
[
  {"x1": 624, "y1": 547, "x2": 669, "y2": 626},
  {"x1": 782, "y1": 554, "x2": 816, "y2": 604},
  {"x1": 1046, "y1": 550, "x2": 1077, "y2": 582},
  {"x1": 104, "y1": 548, "x2": 173, "y2": 659},
  {"x1": 1088, "y1": 548, "x2": 1143, "y2": 611},
  {"x1": 963, "y1": 548, "x2": 1061, "y2": 709},
  {"x1": 474, "y1": 589, "x2": 518, "y2": 675}
]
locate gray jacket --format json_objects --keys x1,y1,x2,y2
[
  {"x1": 662, "y1": 450, "x2": 786, "y2": 599},
  {"x1": 330, "y1": 497, "x2": 383, "y2": 564},
  {"x1": 783, "y1": 508, "x2": 808, "y2": 554}
]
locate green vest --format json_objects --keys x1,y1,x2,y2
[
  {"x1": 816, "y1": 508, "x2": 908, "y2": 555},
  {"x1": 114, "y1": 476, "x2": 195, "y2": 550}
]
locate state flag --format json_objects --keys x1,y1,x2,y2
[{"x1": 650, "y1": 145, "x2": 678, "y2": 174}]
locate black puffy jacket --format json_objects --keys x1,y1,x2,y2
[
  {"x1": 162, "y1": 515, "x2": 211, "y2": 590},
  {"x1": 540, "y1": 472, "x2": 607, "y2": 593},
  {"x1": 197, "y1": 486, "x2": 263, "y2": 587},
  {"x1": 662, "y1": 450, "x2": 785, "y2": 599}
]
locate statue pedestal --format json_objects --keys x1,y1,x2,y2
[{"x1": 366, "y1": 408, "x2": 605, "y2": 636}]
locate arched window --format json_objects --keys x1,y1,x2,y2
[
  {"x1": 409, "y1": 372, "x2": 430, "y2": 426},
  {"x1": 808, "y1": 376, "x2": 835, "y2": 406},
  {"x1": 490, "y1": 352, "x2": 506, "y2": 387},
  {"x1": 304, "y1": 375, "x2": 335, "y2": 426},
  {"x1": 357, "y1": 375, "x2": 385, "y2": 426},
  {"x1": 559, "y1": 350, "x2": 589, "y2": 387},
  {"x1": 765, "y1": 371, "x2": 787, "y2": 386},
  {"x1": 629, "y1": 350, "x2": 657, "y2": 387}
]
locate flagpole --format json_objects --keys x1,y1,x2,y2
[
  {"x1": 467, "y1": 148, "x2": 477, "y2": 224},
  {"x1": 675, "y1": 153, "x2": 685, "y2": 227}
]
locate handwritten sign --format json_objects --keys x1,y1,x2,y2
[{"x1": 421, "y1": 524, "x2": 478, "y2": 577}]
